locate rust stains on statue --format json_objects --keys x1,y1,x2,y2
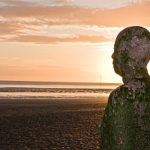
[{"x1": 100, "y1": 26, "x2": 150, "y2": 150}]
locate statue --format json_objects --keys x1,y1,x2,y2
[{"x1": 100, "y1": 26, "x2": 150, "y2": 150}]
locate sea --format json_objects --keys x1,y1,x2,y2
[{"x1": 0, "y1": 81, "x2": 120, "y2": 99}]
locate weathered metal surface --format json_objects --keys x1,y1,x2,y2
[{"x1": 100, "y1": 26, "x2": 150, "y2": 150}]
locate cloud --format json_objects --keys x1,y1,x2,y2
[
  {"x1": 10, "y1": 35, "x2": 109, "y2": 44},
  {"x1": 0, "y1": 22, "x2": 21, "y2": 35},
  {"x1": 1, "y1": 0, "x2": 148, "y2": 8},
  {"x1": 0, "y1": 0, "x2": 34, "y2": 7},
  {"x1": 15, "y1": 25, "x2": 122, "y2": 39},
  {"x1": 0, "y1": 2, "x2": 150, "y2": 26},
  {"x1": 0, "y1": 1, "x2": 150, "y2": 44}
]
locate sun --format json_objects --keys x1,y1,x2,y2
[{"x1": 147, "y1": 61, "x2": 150, "y2": 75}]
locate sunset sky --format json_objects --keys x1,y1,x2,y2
[{"x1": 0, "y1": 0, "x2": 150, "y2": 83}]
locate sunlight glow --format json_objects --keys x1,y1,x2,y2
[
  {"x1": 147, "y1": 62, "x2": 150, "y2": 75},
  {"x1": 0, "y1": 0, "x2": 150, "y2": 83}
]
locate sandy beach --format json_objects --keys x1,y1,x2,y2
[{"x1": 0, "y1": 97, "x2": 108, "y2": 150}]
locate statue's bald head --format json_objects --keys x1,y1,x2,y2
[{"x1": 113, "y1": 26, "x2": 150, "y2": 77}]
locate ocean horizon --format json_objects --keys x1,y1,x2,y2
[{"x1": 0, "y1": 80, "x2": 120, "y2": 99}]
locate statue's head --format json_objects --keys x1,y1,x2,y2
[{"x1": 112, "y1": 26, "x2": 150, "y2": 80}]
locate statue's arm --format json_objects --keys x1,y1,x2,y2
[{"x1": 100, "y1": 87, "x2": 135, "y2": 150}]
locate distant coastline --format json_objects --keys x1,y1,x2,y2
[{"x1": 0, "y1": 80, "x2": 121, "y2": 86}]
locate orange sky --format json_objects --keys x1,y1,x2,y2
[{"x1": 0, "y1": 0, "x2": 150, "y2": 83}]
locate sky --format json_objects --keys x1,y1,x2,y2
[{"x1": 0, "y1": 0, "x2": 150, "y2": 83}]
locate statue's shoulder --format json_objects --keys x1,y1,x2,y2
[
  {"x1": 109, "y1": 85, "x2": 129, "y2": 100},
  {"x1": 109, "y1": 79, "x2": 150, "y2": 101}
]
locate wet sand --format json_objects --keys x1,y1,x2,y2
[{"x1": 0, "y1": 97, "x2": 108, "y2": 150}]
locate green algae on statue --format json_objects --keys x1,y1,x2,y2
[{"x1": 100, "y1": 26, "x2": 150, "y2": 150}]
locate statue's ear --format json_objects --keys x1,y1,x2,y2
[{"x1": 121, "y1": 50, "x2": 129, "y2": 63}]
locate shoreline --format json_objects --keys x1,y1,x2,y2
[{"x1": 0, "y1": 97, "x2": 108, "y2": 149}]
